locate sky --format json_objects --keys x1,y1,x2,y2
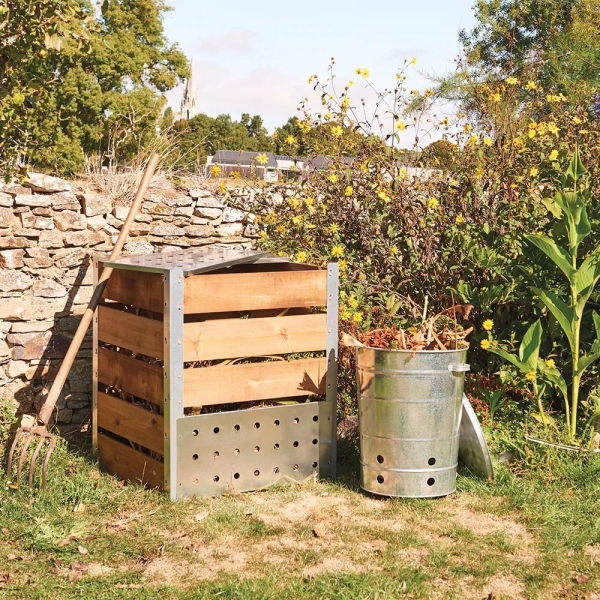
[{"x1": 163, "y1": 0, "x2": 477, "y2": 133}]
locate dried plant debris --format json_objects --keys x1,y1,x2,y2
[{"x1": 346, "y1": 305, "x2": 473, "y2": 351}]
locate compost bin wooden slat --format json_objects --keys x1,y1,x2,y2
[
  {"x1": 98, "y1": 347, "x2": 163, "y2": 405},
  {"x1": 183, "y1": 269, "x2": 328, "y2": 313},
  {"x1": 99, "y1": 264, "x2": 164, "y2": 313},
  {"x1": 98, "y1": 432, "x2": 164, "y2": 488},
  {"x1": 98, "y1": 306, "x2": 164, "y2": 359},
  {"x1": 183, "y1": 313, "x2": 327, "y2": 361},
  {"x1": 97, "y1": 392, "x2": 164, "y2": 454},
  {"x1": 183, "y1": 357, "x2": 327, "y2": 406}
]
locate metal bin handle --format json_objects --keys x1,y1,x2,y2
[{"x1": 448, "y1": 363, "x2": 470, "y2": 373}]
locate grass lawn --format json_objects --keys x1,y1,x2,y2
[{"x1": 1, "y1": 432, "x2": 600, "y2": 600}]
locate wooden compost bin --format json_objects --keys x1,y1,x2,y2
[{"x1": 92, "y1": 248, "x2": 338, "y2": 500}]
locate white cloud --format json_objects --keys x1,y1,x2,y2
[
  {"x1": 166, "y1": 60, "x2": 307, "y2": 130},
  {"x1": 195, "y1": 27, "x2": 258, "y2": 54}
]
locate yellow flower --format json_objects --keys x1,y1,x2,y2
[
  {"x1": 210, "y1": 165, "x2": 221, "y2": 177},
  {"x1": 390, "y1": 245, "x2": 399, "y2": 255},
  {"x1": 525, "y1": 370, "x2": 536, "y2": 381},
  {"x1": 340, "y1": 290, "x2": 347, "y2": 299},
  {"x1": 549, "y1": 149, "x2": 558, "y2": 161},
  {"x1": 395, "y1": 120, "x2": 407, "y2": 131},
  {"x1": 546, "y1": 358, "x2": 556, "y2": 369},
  {"x1": 259, "y1": 231, "x2": 268, "y2": 240},
  {"x1": 307, "y1": 76, "x2": 314, "y2": 84},
  {"x1": 288, "y1": 197, "x2": 301, "y2": 209},
  {"x1": 275, "y1": 225, "x2": 287, "y2": 234},
  {"x1": 468, "y1": 135, "x2": 478, "y2": 145},
  {"x1": 291, "y1": 215, "x2": 303, "y2": 225},
  {"x1": 331, "y1": 245, "x2": 345, "y2": 258},
  {"x1": 348, "y1": 297, "x2": 358, "y2": 308},
  {"x1": 547, "y1": 122, "x2": 559, "y2": 135},
  {"x1": 265, "y1": 211, "x2": 277, "y2": 224},
  {"x1": 419, "y1": 218, "x2": 426, "y2": 227},
  {"x1": 342, "y1": 97, "x2": 351, "y2": 107},
  {"x1": 352, "y1": 312, "x2": 364, "y2": 323},
  {"x1": 490, "y1": 91, "x2": 502, "y2": 101},
  {"x1": 572, "y1": 116, "x2": 582, "y2": 124},
  {"x1": 427, "y1": 197, "x2": 439, "y2": 210},
  {"x1": 377, "y1": 189, "x2": 392, "y2": 202},
  {"x1": 296, "y1": 251, "x2": 307, "y2": 262},
  {"x1": 340, "y1": 307, "x2": 350, "y2": 320},
  {"x1": 331, "y1": 125, "x2": 343, "y2": 137},
  {"x1": 399, "y1": 167, "x2": 407, "y2": 179},
  {"x1": 329, "y1": 223, "x2": 340, "y2": 234},
  {"x1": 528, "y1": 129, "x2": 536, "y2": 138},
  {"x1": 355, "y1": 68, "x2": 370, "y2": 77},
  {"x1": 506, "y1": 76, "x2": 519, "y2": 85},
  {"x1": 411, "y1": 57, "x2": 417, "y2": 65},
  {"x1": 304, "y1": 196, "x2": 314, "y2": 207},
  {"x1": 463, "y1": 124, "x2": 472, "y2": 133},
  {"x1": 338, "y1": 259, "x2": 347, "y2": 270},
  {"x1": 328, "y1": 174, "x2": 338, "y2": 183},
  {"x1": 256, "y1": 153, "x2": 269, "y2": 165},
  {"x1": 298, "y1": 120, "x2": 312, "y2": 133},
  {"x1": 345, "y1": 186, "x2": 353, "y2": 196},
  {"x1": 475, "y1": 166, "x2": 484, "y2": 178},
  {"x1": 530, "y1": 167, "x2": 539, "y2": 177},
  {"x1": 483, "y1": 136, "x2": 493, "y2": 146},
  {"x1": 526, "y1": 81, "x2": 537, "y2": 91},
  {"x1": 483, "y1": 319, "x2": 494, "y2": 331},
  {"x1": 348, "y1": 80, "x2": 355, "y2": 86},
  {"x1": 218, "y1": 181, "x2": 227, "y2": 194},
  {"x1": 285, "y1": 134, "x2": 297, "y2": 145},
  {"x1": 480, "y1": 339, "x2": 491, "y2": 350},
  {"x1": 456, "y1": 214, "x2": 465, "y2": 224}
]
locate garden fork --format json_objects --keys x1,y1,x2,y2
[{"x1": 7, "y1": 154, "x2": 160, "y2": 490}]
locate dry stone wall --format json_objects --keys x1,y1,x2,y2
[{"x1": 0, "y1": 174, "x2": 259, "y2": 427}]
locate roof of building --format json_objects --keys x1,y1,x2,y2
[{"x1": 213, "y1": 150, "x2": 277, "y2": 168}]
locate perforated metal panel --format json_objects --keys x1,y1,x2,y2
[
  {"x1": 176, "y1": 403, "x2": 320, "y2": 498},
  {"x1": 104, "y1": 247, "x2": 270, "y2": 275}
]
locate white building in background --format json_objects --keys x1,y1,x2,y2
[{"x1": 180, "y1": 60, "x2": 199, "y2": 121}]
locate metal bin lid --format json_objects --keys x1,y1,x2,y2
[
  {"x1": 103, "y1": 247, "x2": 273, "y2": 275},
  {"x1": 459, "y1": 394, "x2": 495, "y2": 480}
]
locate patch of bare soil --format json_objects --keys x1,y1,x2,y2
[{"x1": 483, "y1": 574, "x2": 528, "y2": 600}]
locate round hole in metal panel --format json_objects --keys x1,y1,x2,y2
[
  {"x1": 312, "y1": 439, "x2": 318, "y2": 445},
  {"x1": 312, "y1": 462, "x2": 318, "y2": 468},
  {"x1": 254, "y1": 446, "x2": 260, "y2": 452},
  {"x1": 192, "y1": 429, "x2": 198, "y2": 436},
  {"x1": 427, "y1": 477, "x2": 435, "y2": 486},
  {"x1": 376, "y1": 455, "x2": 384, "y2": 464},
  {"x1": 274, "y1": 467, "x2": 280, "y2": 474},
  {"x1": 274, "y1": 419, "x2": 280, "y2": 426},
  {"x1": 428, "y1": 457, "x2": 436, "y2": 466},
  {"x1": 213, "y1": 475, "x2": 219, "y2": 482},
  {"x1": 234, "y1": 424, "x2": 240, "y2": 431},
  {"x1": 254, "y1": 422, "x2": 260, "y2": 429},
  {"x1": 293, "y1": 417, "x2": 300, "y2": 424},
  {"x1": 293, "y1": 441, "x2": 299, "y2": 447},
  {"x1": 213, "y1": 451, "x2": 219, "y2": 458},
  {"x1": 293, "y1": 464, "x2": 299, "y2": 471},
  {"x1": 274, "y1": 443, "x2": 280, "y2": 450},
  {"x1": 377, "y1": 475, "x2": 385, "y2": 484},
  {"x1": 313, "y1": 415, "x2": 319, "y2": 422},
  {"x1": 254, "y1": 470, "x2": 260, "y2": 476},
  {"x1": 213, "y1": 427, "x2": 220, "y2": 434},
  {"x1": 234, "y1": 448, "x2": 240, "y2": 455},
  {"x1": 192, "y1": 454, "x2": 198, "y2": 461},
  {"x1": 233, "y1": 472, "x2": 240, "y2": 479}
]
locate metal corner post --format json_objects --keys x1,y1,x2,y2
[
  {"x1": 163, "y1": 269, "x2": 185, "y2": 500},
  {"x1": 319, "y1": 262, "x2": 339, "y2": 479},
  {"x1": 92, "y1": 258, "x2": 99, "y2": 457}
]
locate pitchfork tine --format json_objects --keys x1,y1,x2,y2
[
  {"x1": 41, "y1": 436, "x2": 57, "y2": 491},
  {"x1": 16, "y1": 434, "x2": 34, "y2": 483},
  {"x1": 28, "y1": 435, "x2": 47, "y2": 488},
  {"x1": 7, "y1": 428, "x2": 25, "y2": 480}
]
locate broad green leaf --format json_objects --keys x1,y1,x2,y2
[
  {"x1": 567, "y1": 147, "x2": 586, "y2": 182},
  {"x1": 562, "y1": 191, "x2": 590, "y2": 246},
  {"x1": 525, "y1": 235, "x2": 575, "y2": 282},
  {"x1": 593, "y1": 311, "x2": 600, "y2": 339},
  {"x1": 532, "y1": 412, "x2": 555, "y2": 425},
  {"x1": 531, "y1": 287, "x2": 575, "y2": 352},
  {"x1": 574, "y1": 251, "x2": 600, "y2": 298},
  {"x1": 518, "y1": 320, "x2": 542, "y2": 370},
  {"x1": 578, "y1": 352, "x2": 600, "y2": 376},
  {"x1": 543, "y1": 368, "x2": 569, "y2": 404},
  {"x1": 487, "y1": 347, "x2": 529, "y2": 373},
  {"x1": 541, "y1": 196, "x2": 563, "y2": 219}
]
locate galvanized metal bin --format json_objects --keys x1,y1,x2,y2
[{"x1": 357, "y1": 347, "x2": 469, "y2": 498}]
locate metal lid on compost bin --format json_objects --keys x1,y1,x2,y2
[
  {"x1": 459, "y1": 394, "x2": 494, "y2": 480},
  {"x1": 103, "y1": 247, "x2": 273, "y2": 275}
]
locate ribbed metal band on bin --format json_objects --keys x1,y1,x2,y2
[{"x1": 356, "y1": 347, "x2": 469, "y2": 498}]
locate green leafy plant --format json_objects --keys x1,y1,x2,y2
[{"x1": 488, "y1": 149, "x2": 600, "y2": 441}]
